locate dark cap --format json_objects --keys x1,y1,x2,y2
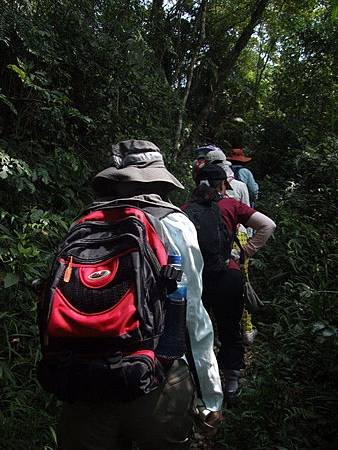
[{"x1": 197, "y1": 164, "x2": 227, "y2": 182}]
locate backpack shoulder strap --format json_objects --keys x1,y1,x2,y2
[
  {"x1": 142, "y1": 205, "x2": 178, "y2": 220},
  {"x1": 78, "y1": 199, "x2": 182, "y2": 220},
  {"x1": 142, "y1": 206, "x2": 180, "y2": 254},
  {"x1": 232, "y1": 165, "x2": 243, "y2": 180}
]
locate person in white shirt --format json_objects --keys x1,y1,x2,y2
[
  {"x1": 58, "y1": 140, "x2": 223, "y2": 450},
  {"x1": 204, "y1": 149, "x2": 250, "y2": 206}
]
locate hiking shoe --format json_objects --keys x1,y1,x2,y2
[
  {"x1": 223, "y1": 369, "x2": 241, "y2": 404},
  {"x1": 242, "y1": 327, "x2": 258, "y2": 346}
]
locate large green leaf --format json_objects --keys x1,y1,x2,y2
[{"x1": 3, "y1": 273, "x2": 19, "y2": 288}]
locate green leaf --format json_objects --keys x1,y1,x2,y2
[
  {"x1": 0, "y1": 224, "x2": 10, "y2": 234},
  {"x1": 322, "y1": 328, "x2": 337, "y2": 337},
  {"x1": 332, "y1": 0, "x2": 338, "y2": 20},
  {"x1": 3, "y1": 272, "x2": 19, "y2": 288},
  {"x1": 0, "y1": 168, "x2": 9, "y2": 179},
  {"x1": 312, "y1": 322, "x2": 326, "y2": 332},
  {"x1": 30, "y1": 208, "x2": 45, "y2": 222},
  {"x1": 0, "y1": 94, "x2": 17, "y2": 115},
  {"x1": 7, "y1": 64, "x2": 26, "y2": 81}
]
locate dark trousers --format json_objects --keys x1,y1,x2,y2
[
  {"x1": 202, "y1": 269, "x2": 245, "y2": 370},
  {"x1": 57, "y1": 359, "x2": 195, "y2": 450}
]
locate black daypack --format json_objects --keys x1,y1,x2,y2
[
  {"x1": 231, "y1": 165, "x2": 242, "y2": 180},
  {"x1": 185, "y1": 200, "x2": 230, "y2": 273},
  {"x1": 37, "y1": 202, "x2": 185, "y2": 403}
]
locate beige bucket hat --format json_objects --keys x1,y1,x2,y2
[{"x1": 93, "y1": 140, "x2": 184, "y2": 191}]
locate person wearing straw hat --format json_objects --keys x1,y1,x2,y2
[
  {"x1": 57, "y1": 140, "x2": 224, "y2": 450},
  {"x1": 228, "y1": 148, "x2": 259, "y2": 206}
]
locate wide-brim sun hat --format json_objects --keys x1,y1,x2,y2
[
  {"x1": 93, "y1": 140, "x2": 184, "y2": 191},
  {"x1": 228, "y1": 148, "x2": 252, "y2": 163}
]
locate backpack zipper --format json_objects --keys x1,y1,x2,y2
[
  {"x1": 58, "y1": 217, "x2": 144, "y2": 258},
  {"x1": 144, "y1": 243, "x2": 161, "y2": 276},
  {"x1": 63, "y1": 256, "x2": 73, "y2": 283},
  {"x1": 61, "y1": 234, "x2": 140, "y2": 264},
  {"x1": 68, "y1": 216, "x2": 142, "y2": 235},
  {"x1": 59, "y1": 216, "x2": 162, "y2": 275}
]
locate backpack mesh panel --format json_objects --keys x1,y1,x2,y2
[{"x1": 59, "y1": 254, "x2": 134, "y2": 313}]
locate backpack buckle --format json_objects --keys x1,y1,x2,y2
[{"x1": 160, "y1": 265, "x2": 182, "y2": 295}]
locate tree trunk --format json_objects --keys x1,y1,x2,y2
[
  {"x1": 149, "y1": 0, "x2": 165, "y2": 67},
  {"x1": 174, "y1": 0, "x2": 207, "y2": 153},
  {"x1": 191, "y1": 0, "x2": 270, "y2": 144},
  {"x1": 150, "y1": 0, "x2": 164, "y2": 25}
]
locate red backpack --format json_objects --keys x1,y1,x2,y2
[{"x1": 37, "y1": 202, "x2": 184, "y2": 402}]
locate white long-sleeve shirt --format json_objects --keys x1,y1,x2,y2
[
  {"x1": 93, "y1": 195, "x2": 224, "y2": 411},
  {"x1": 161, "y1": 212, "x2": 223, "y2": 411}
]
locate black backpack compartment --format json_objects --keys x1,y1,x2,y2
[{"x1": 185, "y1": 200, "x2": 230, "y2": 273}]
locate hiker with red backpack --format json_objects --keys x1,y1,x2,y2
[
  {"x1": 37, "y1": 140, "x2": 224, "y2": 449},
  {"x1": 183, "y1": 164, "x2": 276, "y2": 403}
]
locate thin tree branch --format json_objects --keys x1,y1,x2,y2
[
  {"x1": 190, "y1": 0, "x2": 270, "y2": 144},
  {"x1": 249, "y1": 0, "x2": 287, "y2": 112},
  {"x1": 174, "y1": 0, "x2": 207, "y2": 153},
  {"x1": 219, "y1": 0, "x2": 270, "y2": 76}
]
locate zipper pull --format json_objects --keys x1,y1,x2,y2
[{"x1": 63, "y1": 256, "x2": 73, "y2": 283}]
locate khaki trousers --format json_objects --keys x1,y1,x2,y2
[{"x1": 58, "y1": 359, "x2": 195, "y2": 450}]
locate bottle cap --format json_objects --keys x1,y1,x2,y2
[{"x1": 168, "y1": 254, "x2": 182, "y2": 265}]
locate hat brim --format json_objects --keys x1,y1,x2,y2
[
  {"x1": 94, "y1": 164, "x2": 184, "y2": 191},
  {"x1": 228, "y1": 155, "x2": 252, "y2": 163},
  {"x1": 207, "y1": 159, "x2": 231, "y2": 166}
]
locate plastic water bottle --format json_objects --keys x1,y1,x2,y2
[{"x1": 156, "y1": 255, "x2": 187, "y2": 360}]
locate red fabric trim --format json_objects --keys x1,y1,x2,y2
[
  {"x1": 48, "y1": 287, "x2": 139, "y2": 338},
  {"x1": 78, "y1": 207, "x2": 168, "y2": 265},
  {"x1": 228, "y1": 259, "x2": 240, "y2": 271},
  {"x1": 123, "y1": 349, "x2": 155, "y2": 360}
]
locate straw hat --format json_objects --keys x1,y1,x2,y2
[{"x1": 228, "y1": 148, "x2": 252, "y2": 163}]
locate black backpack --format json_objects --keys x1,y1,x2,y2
[
  {"x1": 231, "y1": 165, "x2": 242, "y2": 180},
  {"x1": 185, "y1": 199, "x2": 230, "y2": 273},
  {"x1": 37, "y1": 202, "x2": 185, "y2": 403}
]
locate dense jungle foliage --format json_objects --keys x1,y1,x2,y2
[{"x1": 0, "y1": 1, "x2": 337, "y2": 449}]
